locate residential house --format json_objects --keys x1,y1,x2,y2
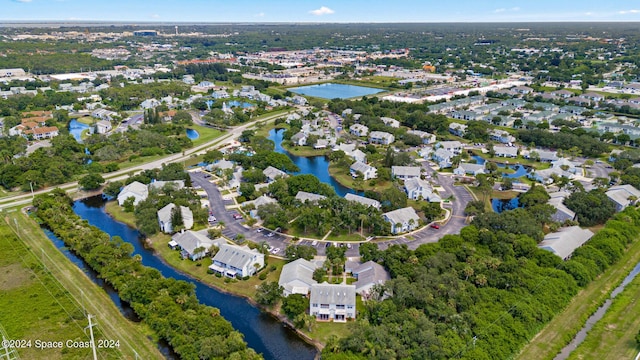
[
  {"x1": 580, "y1": 92, "x2": 605, "y2": 102},
  {"x1": 210, "y1": 243, "x2": 265, "y2": 278},
  {"x1": 95, "y1": 120, "x2": 112, "y2": 134},
  {"x1": 335, "y1": 143, "x2": 367, "y2": 163},
  {"x1": 170, "y1": 230, "x2": 225, "y2": 261},
  {"x1": 528, "y1": 167, "x2": 573, "y2": 184},
  {"x1": 349, "y1": 124, "x2": 369, "y2": 137},
  {"x1": 279, "y1": 258, "x2": 319, "y2": 296},
  {"x1": 344, "y1": 193, "x2": 381, "y2": 209},
  {"x1": 383, "y1": 207, "x2": 421, "y2": 234},
  {"x1": 494, "y1": 146, "x2": 518, "y2": 158},
  {"x1": 436, "y1": 141, "x2": 464, "y2": 155},
  {"x1": 489, "y1": 130, "x2": 516, "y2": 144},
  {"x1": 550, "y1": 89, "x2": 574, "y2": 98},
  {"x1": 380, "y1": 117, "x2": 400, "y2": 128},
  {"x1": 606, "y1": 184, "x2": 640, "y2": 212},
  {"x1": 547, "y1": 191, "x2": 576, "y2": 223},
  {"x1": 140, "y1": 98, "x2": 161, "y2": 109},
  {"x1": 391, "y1": 166, "x2": 421, "y2": 180},
  {"x1": 26, "y1": 126, "x2": 59, "y2": 140},
  {"x1": 449, "y1": 123, "x2": 467, "y2": 137},
  {"x1": 290, "y1": 132, "x2": 307, "y2": 146},
  {"x1": 432, "y1": 148, "x2": 455, "y2": 168},
  {"x1": 534, "y1": 150, "x2": 559, "y2": 163},
  {"x1": 369, "y1": 131, "x2": 395, "y2": 145},
  {"x1": 513, "y1": 85, "x2": 534, "y2": 95},
  {"x1": 407, "y1": 130, "x2": 436, "y2": 144},
  {"x1": 263, "y1": 166, "x2": 288, "y2": 182},
  {"x1": 551, "y1": 158, "x2": 579, "y2": 174},
  {"x1": 157, "y1": 203, "x2": 194, "y2": 234},
  {"x1": 117, "y1": 181, "x2": 149, "y2": 206},
  {"x1": 450, "y1": 110, "x2": 482, "y2": 121},
  {"x1": 454, "y1": 162, "x2": 486, "y2": 176},
  {"x1": 404, "y1": 178, "x2": 440, "y2": 202},
  {"x1": 352, "y1": 261, "x2": 390, "y2": 297},
  {"x1": 309, "y1": 283, "x2": 356, "y2": 322},
  {"x1": 350, "y1": 162, "x2": 378, "y2": 180},
  {"x1": 538, "y1": 226, "x2": 595, "y2": 260},
  {"x1": 148, "y1": 180, "x2": 185, "y2": 192},
  {"x1": 295, "y1": 191, "x2": 327, "y2": 203}
]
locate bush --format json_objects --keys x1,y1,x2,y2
[
  {"x1": 259, "y1": 273, "x2": 267, "y2": 280},
  {"x1": 207, "y1": 269, "x2": 215, "y2": 274},
  {"x1": 269, "y1": 264, "x2": 277, "y2": 272}
]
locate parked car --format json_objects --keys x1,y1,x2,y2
[
  {"x1": 232, "y1": 213, "x2": 243, "y2": 220},
  {"x1": 256, "y1": 228, "x2": 263, "y2": 233},
  {"x1": 267, "y1": 232, "x2": 275, "y2": 237},
  {"x1": 430, "y1": 223, "x2": 440, "y2": 229}
]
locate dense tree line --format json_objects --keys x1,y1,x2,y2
[
  {"x1": 517, "y1": 129, "x2": 608, "y2": 158},
  {"x1": 34, "y1": 190, "x2": 261, "y2": 360},
  {"x1": 322, "y1": 206, "x2": 640, "y2": 359}
]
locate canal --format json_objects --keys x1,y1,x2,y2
[
  {"x1": 46, "y1": 196, "x2": 317, "y2": 360},
  {"x1": 269, "y1": 128, "x2": 359, "y2": 197}
]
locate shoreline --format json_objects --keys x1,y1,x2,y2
[{"x1": 99, "y1": 198, "x2": 324, "y2": 355}]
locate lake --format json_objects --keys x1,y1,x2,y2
[
  {"x1": 472, "y1": 155, "x2": 529, "y2": 179},
  {"x1": 491, "y1": 197, "x2": 521, "y2": 213},
  {"x1": 64, "y1": 196, "x2": 317, "y2": 360},
  {"x1": 269, "y1": 128, "x2": 360, "y2": 197},
  {"x1": 289, "y1": 83, "x2": 383, "y2": 99},
  {"x1": 185, "y1": 128, "x2": 199, "y2": 140},
  {"x1": 69, "y1": 119, "x2": 91, "y2": 142}
]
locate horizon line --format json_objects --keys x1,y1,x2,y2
[{"x1": 1, "y1": 20, "x2": 640, "y2": 25}]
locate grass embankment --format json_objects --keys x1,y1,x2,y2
[
  {"x1": 466, "y1": 186, "x2": 519, "y2": 212},
  {"x1": 1, "y1": 210, "x2": 162, "y2": 360},
  {"x1": 104, "y1": 201, "x2": 137, "y2": 227},
  {"x1": 567, "y1": 269, "x2": 640, "y2": 359},
  {"x1": 328, "y1": 163, "x2": 393, "y2": 193},
  {"x1": 149, "y1": 231, "x2": 286, "y2": 299},
  {"x1": 516, "y1": 233, "x2": 640, "y2": 360},
  {"x1": 189, "y1": 124, "x2": 224, "y2": 147}
]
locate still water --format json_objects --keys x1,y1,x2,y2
[{"x1": 61, "y1": 196, "x2": 317, "y2": 360}]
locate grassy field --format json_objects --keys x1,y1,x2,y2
[
  {"x1": 517, "y1": 234, "x2": 640, "y2": 360},
  {"x1": 104, "y1": 201, "x2": 136, "y2": 227},
  {"x1": 1, "y1": 210, "x2": 163, "y2": 360},
  {"x1": 283, "y1": 143, "x2": 328, "y2": 157},
  {"x1": 328, "y1": 163, "x2": 393, "y2": 193},
  {"x1": 567, "y1": 270, "x2": 640, "y2": 359},
  {"x1": 189, "y1": 124, "x2": 224, "y2": 147}
]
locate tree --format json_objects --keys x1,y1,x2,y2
[
  {"x1": 359, "y1": 243, "x2": 381, "y2": 262},
  {"x1": 422, "y1": 202, "x2": 443, "y2": 222},
  {"x1": 564, "y1": 190, "x2": 616, "y2": 226},
  {"x1": 203, "y1": 150, "x2": 223, "y2": 164},
  {"x1": 255, "y1": 281, "x2": 283, "y2": 306},
  {"x1": 519, "y1": 184, "x2": 550, "y2": 208},
  {"x1": 78, "y1": 173, "x2": 105, "y2": 190},
  {"x1": 312, "y1": 267, "x2": 327, "y2": 282},
  {"x1": 285, "y1": 245, "x2": 317, "y2": 261},
  {"x1": 501, "y1": 178, "x2": 514, "y2": 190},
  {"x1": 381, "y1": 187, "x2": 408, "y2": 212},
  {"x1": 294, "y1": 313, "x2": 316, "y2": 332},
  {"x1": 281, "y1": 294, "x2": 309, "y2": 320}
]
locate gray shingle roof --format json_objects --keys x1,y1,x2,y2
[
  {"x1": 279, "y1": 258, "x2": 318, "y2": 295},
  {"x1": 295, "y1": 191, "x2": 327, "y2": 203},
  {"x1": 310, "y1": 282, "x2": 356, "y2": 306},
  {"x1": 212, "y1": 243, "x2": 263, "y2": 270},
  {"x1": 538, "y1": 226, "x2": 594, "y2": 260},
  {"x1": 383, "y1": 207, "x2": 420, "y2": 225},
  {"x1": 344, "y1": 193, "x2": 381, "y2": 208},
  {"x1": 172, "y1": 231, "x2": 224, "y2": 257}
]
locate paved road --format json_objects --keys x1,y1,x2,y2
[
  {"x1": 189, "y1": 158, "x2": 474, "y2": 257},
  {"x1": 0, "y1": 110, "x2": 293, "y2": 211}
]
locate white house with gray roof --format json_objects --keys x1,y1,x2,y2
[
  {"x1": 538, "y1": 226, "x2": 594, "y2": 260},
  {"x1": 349, "y1": 124, "x2": 369, "y2": 137},
  {"x1": 295, "y1": 191, "x2": 327, "y2": 203},
  {"x1": 606, "y1": 184, "x2": 640, "y2": 212},
  {"x1": 117, "y1": 181, "x2": 149, "y2": 206},
  {"x1": 391, "y1": 166, "x2": 421, "y2": 180},
  {"x1": 369, "y1": 131, "x2": 395, "y2": 145},
  {"x1": 432, "y1": 148, "x2": 455, "y2": 168},
  {"x1": 352, "y1": 261, "x2": 390, "y2": 297},
  {"x1": 547, "y1": 191, "x2": 576, "y2": 223},
  {"x1": 148, "y1": 180, "x2": 185, "y2": 192},
  {"x1": 383, "y1": 207, "x2": 420, "y2": 234},
  {"x1": 449, "y1": 123, "x2": 467, "y2": 136},
  {"x1": 157, "y1": 203, "x2": 193, "y2": 234},
  {"x1": 170, "y1": 230, "x2": 225, "y2": 261},
  {"x1": 263, "y1": 166, "x2": 288, "y2": 182},
  {"x1": 279, "y1": 258, "x2": 319, "y2": 296},
  {"x1": 350, "y1": 161, "x2": 377, "y2": 180},
  {"x1": 436, "y1": 141, "x2": 463, "y2": 154},
  {"x1": 309, "y1": 282, "x2": 356, "y2": 322},
  {"x1": 344, "y1": 193, "x2": 381, "y2": 209},
  {"x1": 380, "y1": 117, "x2": 400, "y2": 128},
  {"x1": 404, "y1": 178, "x2": 440, "y2": 202},
  {"x1": 210, "y1": 243, "x2": 265, "y2": 278},
  {"x1": 494, "y1": 146, "x2": 518, "y2": 158},
  {"x1": 407, "y1": 130, "x2": 436, "y2": 144},
  {"x1": 454, "y1": 162, "x2": 486, "y2": 176}
]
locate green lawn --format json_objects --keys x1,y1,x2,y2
[
  {"x1": 148, "y1": 233, "x2": 285, "y2": 300},
  {"x1": 517, "y1": 234, "x2": 640, "y2": 360},
  {"x1": 104, "y1": 201, "x2": 137, "y2": 227},
  {"x1": 328, "y1": 163, "x2": 392, "y2": 193},
  {"x1": 189, "y1": 124, "x2": 224, "y2": 146},
  {"x1": 1, "y1": 211, "x2": 162, "y2": 360}
]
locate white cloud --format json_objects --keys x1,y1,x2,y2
[
  {"x1": 309, "y1": 6, "x2": 335, "y2": 16},
  {"x1": 255, "y1": 12, "x2": 265, "y2": 17},
  {"x1": 619, "y1": 9, "x2": 640, "y2": 14},
  {"x1": 14, "y1": 0, "x2": 33, "y2": 3},
  {"x1": 150, "y1": 14, "x2": 160, "y2": 19}
]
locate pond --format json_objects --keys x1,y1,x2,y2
[
  {"x1": 289, "y1": 83, "x2": 383, "y2": 99},
  {"x1": 68, "y1": 196, "x2": 317, "y2": 360},
  {"x1": 491, "y1": 197, "x2": 521, "y2": 213},
  {"x1": 185, "y1": 128, "x2": 199, "y2": 140},
  {"x1": 69, "y1": 119, "x2": 91, "y2": 143},
  {"x1": 226, "y1": 100, "x2": 254, "y2": 108},
  {"x1": 269, "y1": 128, "x2": 360, "y2": 197},
  {"x1": 472, "y1": 155, "x2": 529, "y2": 179}
]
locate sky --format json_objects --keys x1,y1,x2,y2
[{"x1": 2, "y1": 0, "x2": 640, "y2": 23}]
